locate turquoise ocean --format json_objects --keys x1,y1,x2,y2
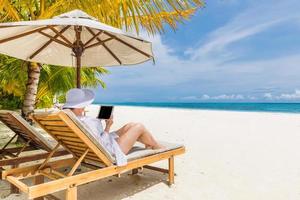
[{"x1": 95, "y1": 103, "x2": 300, "y2": 114}]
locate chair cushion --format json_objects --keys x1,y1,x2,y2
[
  {"x1": 127, "y1": 141, "x2": 184, "y2": 161},
  {"x1": 13, "y1": 113, "x2": 62, "y2": 149},
  {"x1": 0, "y1": 110, "x2": 59, "y2": 151}
]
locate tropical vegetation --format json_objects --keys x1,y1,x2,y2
[{"x1": 0, "y1": 56, "x2": 108, "y2": 109}]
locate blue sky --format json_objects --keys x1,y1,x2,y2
[{"x1": 95, "y1": 0, "x2": 300, "y2": 103}]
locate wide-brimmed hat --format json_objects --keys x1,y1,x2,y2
[{"x1": 62, "y1": 88, "x2": 95, "y2": 109}]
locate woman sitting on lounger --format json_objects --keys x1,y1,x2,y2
[{"x1": 63, "y1": 88, "x2": 164, "y2": 165}]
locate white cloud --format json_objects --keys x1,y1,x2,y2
[
  {"x1": 181, "y1": 96, "x2": 200, "y2": 101},
  {"x1": 183, "y1": 91, "x2": 300, "y2": 101},
  {"x1": 188, "y1": 20, "x2": 280, "y2": 60},
  {"x1": 185, "y1": 0, "x2": 300, "y2": 61},
  {"x1": 278, "y1": 90, "x2": 300, "y2": 100},
  {"x1": 263, "y1": 90, "x2": 300, "y2": 100},
  {"x1": 211, "y1": 94, "x2": 245, "y2": 100},
  {"x1": 201, "y1": 94, "x2": 210, "y2": 100},
  {"x1": 182, "y1": 94, "x2": 247, "y2": 101},
  {"x1": 248, "y1": 96, "x2": 257, "y2": 100},
  {"x1": 263, "y1": 93, "x2": 273, "y2": 99}
]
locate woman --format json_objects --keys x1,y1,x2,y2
[{"x1": 63, "y1": 88, "x2": 164, "y2": 166}]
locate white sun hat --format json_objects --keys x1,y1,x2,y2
[{"x1": 63, "y1": 88, "x2": 95, "y2": 109}]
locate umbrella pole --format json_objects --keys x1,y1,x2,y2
[
  {"x1": 76, "y1": 54, "x2": 81, "y2": 88},
  {"x1": 74, "y1": 26, "x2": 83, "y2": 88}
]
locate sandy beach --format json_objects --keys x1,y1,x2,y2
[{"x1": 1, "y1": 105, "x2": 300, "y2": 200}]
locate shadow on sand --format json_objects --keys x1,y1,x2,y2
[{"x1": 52, "y1": 169, "x2": 170, "y2": 200}]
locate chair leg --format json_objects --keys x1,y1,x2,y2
[
  {"x1": 33, "y1": 175, "x2": 44, "y2": 200},
  {"x1": 10, "y1": 183, "x2": 19, "y2": 194},
  {"x1": 168, "y1": 156, "x2": 174, "y2": 186},
  {"x1": 132, "y1": 168, "x2": 139, "y2": 175},
  {"x1": 66, "y1": 186, "x2": 77, "y2": 200},
  {"x1": 10, "y1": 164, "x2": 19, "y2": 194},
  {"x1": 0, "y1": 166, "x2": 18, "y2": 194}
]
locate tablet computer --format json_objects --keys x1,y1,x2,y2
[{"x1": 98, "y1": 106, "x2": 114, "y2": 119}]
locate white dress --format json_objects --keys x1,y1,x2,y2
[{"x1": 78, "y1": 116, "x2": 127, "y2": 166}]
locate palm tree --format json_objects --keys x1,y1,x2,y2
[
  {"x1": 0, "y1": 0, "x2": 203, "y2": 119},
  {"x1": 37, "y1": 65, "x2": 108, "y2": 108},
  {"x1": 0, "y1": 54, "x2": 108, "y2": 109}
]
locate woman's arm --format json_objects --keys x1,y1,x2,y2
[{"x1": 104, "y1": 117, "x2": 113, "y2": 133}]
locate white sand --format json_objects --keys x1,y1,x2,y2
[{"x1": 2, "y1": 105, "x2": 300, "y2": 200}]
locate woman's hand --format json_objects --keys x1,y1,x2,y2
[{"x1": 104, "y1": 116, "x2": 113, "y2": 132}]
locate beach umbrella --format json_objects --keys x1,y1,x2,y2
[{"x1": 0, "y1": 10, "x2": 153, "y2": 88}]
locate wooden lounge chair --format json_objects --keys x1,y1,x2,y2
[
  {"x1": 2, "y1": 110, "x2": 185, "y2": 200},
  {"x1": 0, "y1": 110, "x2": 68, "y2": 171}
]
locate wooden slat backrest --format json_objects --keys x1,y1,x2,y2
[
  {"x1": 32, "y1": 111, "x2": 113, "y2": 166},
  {"x1": 0, "y1": 111, "x2": 52, "y2": 151}
]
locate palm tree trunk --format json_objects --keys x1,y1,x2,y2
[{"x1": 21, "y1": 62, "x2": 41, "y2": 122}]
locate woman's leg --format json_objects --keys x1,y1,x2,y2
[
  {"x1": 116, "y1": 123, "x2": 163, "y2": 154},
  {"x1": 115, "y1": 122, "x2": 137, "y2": 137},
  {"x1": 134, "y1": 123, "x2": 160, "y2": 148},
  {"x1": 116, "y1": 123, "x2": 153, "y2": 146}
]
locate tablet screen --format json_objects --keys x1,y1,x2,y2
[{"x1": 98, "y1": 106, "x2": 114, "y2": 119}]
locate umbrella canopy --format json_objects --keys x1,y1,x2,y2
[{"x1": 0, "y1": 10, "x2": 154, "y2": 88}]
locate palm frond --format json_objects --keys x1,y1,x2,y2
[
  {"x1": 0, "y1": 55, "x2": 27, "y2": 97},
  {"x1": 33, "y1": 0, "x2": 203, "y2": 34},
  {"x1": 0, "y1": 0, "x2": 21, "y2": 21},
  {"x1": 36, "y1": 65, "x2": 108, "y2": 107}
]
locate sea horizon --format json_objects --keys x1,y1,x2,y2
[{"x1": 94, "y1": 102, "x2": 300, "y2": 114}]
